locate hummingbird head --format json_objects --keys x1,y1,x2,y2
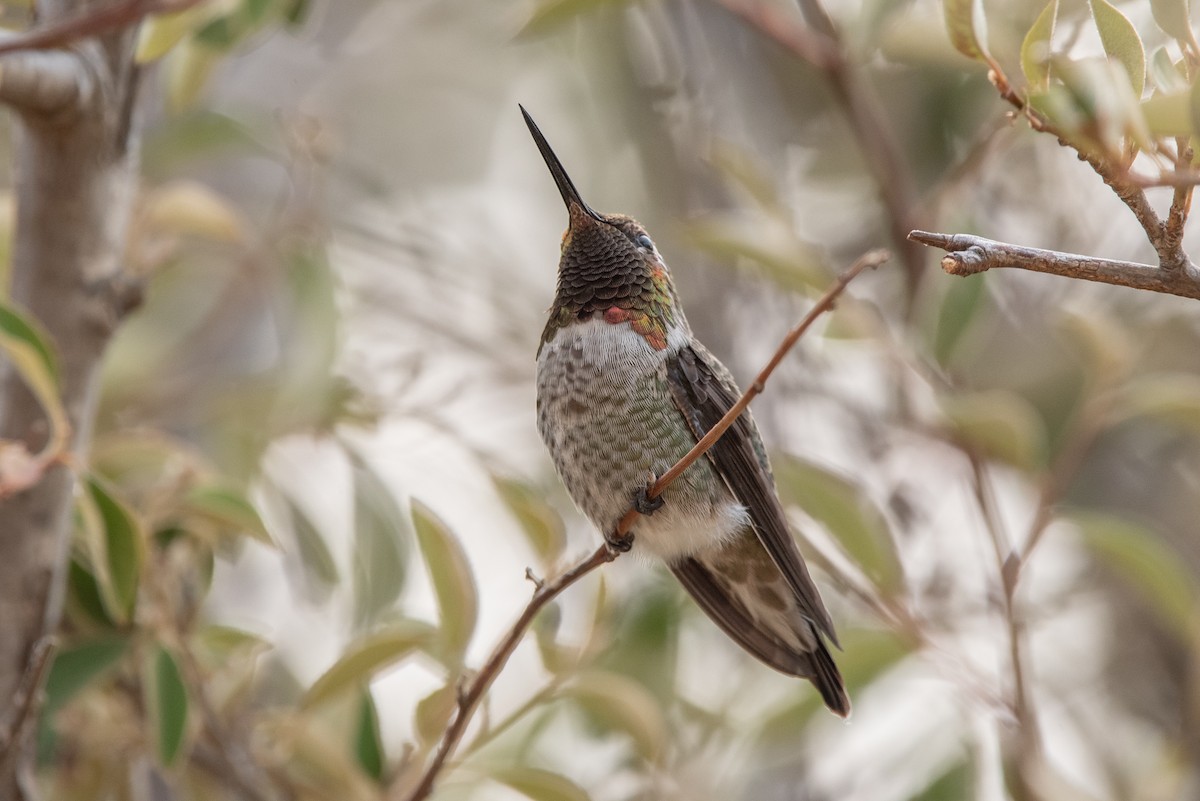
[{"x1": 521, "y1": 105, "x2": 682, "y2": 351}]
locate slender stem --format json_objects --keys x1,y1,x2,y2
[
  {"x1": 622, "y1": 249, "x2": 889, "y2": 531},
  {"x1": 394, "y1": 250, "x2": 887, "y2": 801},
  {"x1": 394, "y1": 545, "x2": 615, "y2": 801}
]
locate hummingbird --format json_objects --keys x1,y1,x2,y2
[{"x1": 522, "y1": 106, "x2": 849, "y2": 717}]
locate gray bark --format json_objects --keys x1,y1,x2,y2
[{"x1": 0, "y1": 4, "x2": 142, "y2": 797}]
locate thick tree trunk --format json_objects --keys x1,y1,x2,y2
[{"x1": 0, "y1": 5, "x2": 141, "y2": 797}]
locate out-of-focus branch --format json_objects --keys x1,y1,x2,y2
[
  {"x1": 0, "y1": 637, "x2": 56, "y2": 780},
  {"x1": 0, "y1": 50, "x2": 90, "y2": 115},
  {"x1": 176, "y1": 639, "x2": 285, "y2": 801},
  {"x1": 0, "y1": 1, "x2": 149, "y2": 796},
  {"x1": 1163, "y1": 141, "x2": 1194, "y2": 266},
  {"x1": 908, "y1": 230, "x2": 1200, "y2": 300},
  {"x1": 0, "y1": 0, "x2": 210, "y2": 115},
  {"x1": 716, "y1": 0, "x2": 927, "y2": 294},
  {"x1": 0, "y1": 0, "x2": 206, "y2": 57},
  {"x1": 394, "y1": 251, "x2": 887, "y2": 801}
]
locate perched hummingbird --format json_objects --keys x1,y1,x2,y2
[{"x1": 523, "y1": 106, "x2": 849, "y2": 716}]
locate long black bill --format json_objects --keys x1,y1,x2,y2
[{"x1": 520, "y1": 104, "x2": 604, "y2": 222}]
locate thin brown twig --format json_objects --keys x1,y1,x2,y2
[
  {"x1": 0, "y1": 637, "x2": 56, "y2": 770},
  {"x1": 626, "y1": 248, "x2": 889, "y2": 521},
  {"x1": 966, "y1": 454, "x2": 1040, "y2": 775},
  {"x1": 1162, "y1": 140, "x2": 1195, "y2": 270},
  {"x1": 176, "y1": 641, "x2": 284, "y2": 801},
  {"x1": 908, "y1": 230, "x2": 1200, "y2": 301},
  {"x1": 395, "y1": 250, "x2": 888, "y2": 801},
  {"x1": 0, "y1": 0, "x2": 205, "y2": 57},
  {"x1": 1017, "y1": 395, "x2": 1113, "y2": 567}
]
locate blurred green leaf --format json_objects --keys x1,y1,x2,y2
[
  {"x1": 757, "y1": 693, "x2": 822, "y2": 741},
  {"x1": 1149, "y1": 47, "x2": 1188, "y2": 93},
  {"x1": 166, "y1": 39, "x2": 221, "y2": 112},
  {"x1": 142, "y1": 110, "x2": 270, "y2": 175},
  {"x1": 275, "y1": 246, "x2": 342, "y2": 431},
  {"x1": 1058, "y1": 307, "x2": 1132, "y2": 382},
  {"x1": 136, "y1": 4, "x2": 227, "y2": 63},
  {"x1": 1149, "y1": 0, "x2": 1193, "y2": 43},
  {"x1": 147, "y1": 647, "x2": 189, "y2": 767},
  {"x1": 913, "y1": 760, "x2": 972, "y2": 801},
  {"x1": 185, "y1": 483, "x2": 273, "y2": 546},
  {"x1": 943, "y1": 0, "x2": 990, "y2": 61},
  {"x1": 941, "y1": 391, "x2": 1048, "y2": 471},
  {"x1": 838, "y1": 627, "x2": 910, "y2": 690},
  {"x1": 414, "y1": 684, "x2": 457, "y2": 747},
  {"x1": 353, "y1": 690, "x2": 385, "y2": 782},
  {"x1": 284, "y1": 0, "x2": 312, "y2": 26},
  {"x1": 67, "y1": 557, "x2": 115, "y2": 629},
  {"x1": 683, "y1": 214, "x2": 825, "y2": 291},
  {"x1": 1021, "y1": 0, "x2": 1058, "y2": 91},
  {"x1": 44, "y1": 638, "x2": 129, "y2": 713},
  {"x1": 598, "y1": 583, "x2": 678, "y2": 699},
  {"x1": 0, "y1": 300, "x2": 59, "y2": 386},
  {"x1": 709, "y1": 140, "x2": 780, "y2": 209},
  {"x1": 776, "y1": 456, "x2": 903, "y2": 594},
  {"x1": 284, "y1": 492, "x2": 340, "y2": 587},
  {"x1": 562, "y1": 671, "x2": 667, "y2": 762},
  {"x1": 1142, "y1": 88, "x2": 1192, "y2": 135},
  {"x1": 412, "y1": 500, "x2": 478, "y2": 662},
  {"x1": 519, "y1": 0, "x2": 635, "y2": 37},
  {"x1": 1113, "y1": 372, "x2": 1200, "y2": 436},
  {"x1": 351, "y1": 458, "x2": 408, "y2": 629},
  {"x1": 143, "y1": 180, "x2": 246, "y2": 243},
  {"x1": 1072, "y1": 511, "x2": 1197, "y2": 640},
  {"x1": 0, "y1": 300, "x2": 67, "y2": 458},
  {"x1": 80, "y1": 477, "x2": 145, "y2": 624},
  {"x1": 1189, "y1": 72, "x2": 1200, "y2": 142},
  {"x1": 1053, "y1": 57, "x2": 1152, "y2": 153},
  {"x1": 494, "y1": 478, "x2": 566, "y2": 563},
  {"x1": 195, "y1": 624, "x2": 270, "y2": 663},
  {"x1": 933, "y1": 271, "x2": 985, "y2": 366},
  {"x1": 492, "y1": 766, "x2": 592, "y2": 801},
  {"x1": 534, "y1": 602, "x2": 579, "y2": 675},
  {"x1": 1090, "y1": 0, "x2": 1146, "y2": 97},
  {"x1": 758, "y1": 627, "x2": 908, "y2": 743},
  {"x1": 303, "y1": 620, "x2": 434, "y2": 709},
  {"x1": 194, "y1": 0, "x2": 279, "y2": 49}
]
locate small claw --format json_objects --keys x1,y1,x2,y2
[
  {"x1": 634, "y1": 481, "x2": 664, "y2": 516},
  {"x1": 605, "y1": 530, "x2": 635, "y2": 554}
]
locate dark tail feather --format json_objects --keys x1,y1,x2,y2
[{"x1": 806, "y1": 638, "x2": 851, "y2": 717}]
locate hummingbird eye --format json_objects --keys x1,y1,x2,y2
[{"x1": 636, "y1": 234, "x2": 654, "y2": 250}]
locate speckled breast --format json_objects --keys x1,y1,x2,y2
[{"x1": 536, "y1": 317, "x2": 748, "y2": 560}]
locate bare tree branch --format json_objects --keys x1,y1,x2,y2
[
  {"x1": 394, "y1": 250, "x2": 888, "y2": 801},
  {"x1": 0, "y1": 0, "x2": 206, "y2": 58},
  {"x1": 908, "y1": 230, "x2": 1200, "y2": 300},
  {"x1": 0, "y1": 2, "x2": 149, "y2": 796}
]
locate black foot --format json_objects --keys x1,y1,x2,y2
[
  {"x1": 605, "y1": 530, "x2": 635, "y2": 554},
  {"x1": 634, "y1": 481, "x2": 665, "y2": 516}
]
